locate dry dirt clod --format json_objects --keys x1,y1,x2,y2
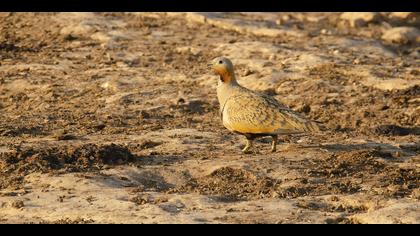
[{"x1": 11, "y1": 200, "x2": 24, "y2": 209}]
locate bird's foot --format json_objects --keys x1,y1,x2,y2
[
  {"x1": 242, "y1": 139, "x2": 253, "y2": 154},
  {"x1": 270, "y1": 135, "x2": 277, "y2": 153},
  {"x1": 242, "y1": 146, "x2": 252, "y2": 154}
]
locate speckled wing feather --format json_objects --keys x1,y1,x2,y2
[{"x1": 222, "y1": 89, "x2": 322, "y2": 135}]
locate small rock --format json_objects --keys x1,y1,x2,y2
[
  {"x1": 363, "y1": 111, "x2": 370, "y2": 117},
  {"x1": 276, "y1": 15, "x2": 291, "y2": 25},
  {"x1": 164, "y1": 56, "x2": 173, "y2": 64},
  {"x1": 139, "y1": 110, "x2": 150, "y2": 119},
  {"x1": 53, "y1": 130, "x2": 77, "y2": 141},
  {"x1": 379, "y1": 105, "x2": 390, "y2": 111},
  {"x1": 176, "y1": 97, "x2": 186, "y2": 105},
  {"x1": 263, "y1": 88, "x2": 277, "y2": 96},
  {"x1": 382, "y1": 27, "x2": 420, "y2": 44},
  {"x1": 175, "y1": 201, "x2": 185, "y2": 209},
  {"x1": 242, "y1": 69, "x2": 253, "y2": 77},
  {"x1": 63, "y1": 34, "x2": 78, "y2": 41},
  {"x1": 268, "y1": 54, "x2": 277, "y2": 61},
  {"x1": 330, "y1": 196, "x2": 339, "y2": 201},
  {"x1": 397, "y1": 61, "x2": 410, "y2": 67},
  {"x1": 93, "y1": 123, "x2": 106, "y2": 131},
  {"x1": 340, "y1": 12, "x2": 380, "y2": 27},
  {"x1": 282, "y1": 15, "x2": 291, "y2": 22},
  {"x1": 407, "y1": 98, "x2": 420, "y2": 104},
  {"x1": 411, "y1": 189, "x2": 420, "y2": 199}
]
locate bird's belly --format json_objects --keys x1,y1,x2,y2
[
  {"x1": 222, "y1": 113, "x2": 303, "y2": 135},
  {"x1": 223, "y1": 114, "x2": 275, "y2": 134}
]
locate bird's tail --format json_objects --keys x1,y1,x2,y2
[
  {"x1": 302, "y1": 120, "x2": 326, "y2": 133},
  {"x1": 282, "y1": 109, "x2": 327, "y2": 133}
]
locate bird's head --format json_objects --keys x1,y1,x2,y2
[{"x1": 208, "y1": 57, "x2": 236, "y2": 84}]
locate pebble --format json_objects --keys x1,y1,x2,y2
[
  {"x1": 268, "y1": 54, "x2": 277, "y2": 61},
  {"x1": 242, "y1": 69, "x2": 253, "y2": 77},
  {"x1": 353, "y1": 58, "x2": 361, "y2": 65}
]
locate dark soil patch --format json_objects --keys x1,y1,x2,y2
[
  {"x1": 278, "y1": 179, "x2": 361, "y2": 199},
  {"x1": 309, "y1": 150, "x2": 391, "y2": 178},
  {"x1": 296, "y1": 200, "x2": 368, "y2": 214},
  {"x1": 175, "y1": 167, "x2": 279, "y2": 201},
  {"x1": 1, "y1": 143, "x2": 135, "y2": 172},
  {"x1": 372, "y1": 124, "x2": 420, "y2": 136},
  {"x1": 0, "y1": 143, "x2": 136, "y2": 189},
  {"x1": 307, "y1": 149, "x2": 419, "y2": 198},
  {"x1": 379, "y1": 168, "x2": 420, "y2": 198}
]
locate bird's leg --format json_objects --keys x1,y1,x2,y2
[
  {"x1": 242, "y1": 138, "x2": 253, "y2": 154},
  {"x1": 271, "y1": 135, "x2": 278, "y2": 153}
]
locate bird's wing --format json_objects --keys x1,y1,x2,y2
[{"x1": 223, "y1": 91, "x2": 321, "y2": 134}]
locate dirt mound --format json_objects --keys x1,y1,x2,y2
[
  {"x1": 307, "y1": 150, "x2": 419, "y2": 198},
  {"x1": 380, "y1": 168, "x2": 420, "y2": 198},
  {"x1": 309, "y1": 150, "x2": 391, "y2": 178},
  {"x1": 176, "y1": 167, "x2": 279, "y2": 201},
  {"x1": 277, "y1": 150, "x2": 407, "y2": 199},
  {"x1": 1, "y1": 143, "x2": 135, "y2": 172},
  {"x1": 0, "y1": 143, "x2": 136, "y2": 189}
]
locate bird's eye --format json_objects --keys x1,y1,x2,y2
[{"x1": 218, "y1": 60, "x2": 223, "y2": 64}]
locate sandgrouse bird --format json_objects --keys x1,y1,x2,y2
[{"x1": 210, "y1": 57, "x2": 324, "y2": 154}]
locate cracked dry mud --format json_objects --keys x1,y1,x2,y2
[{"x1": 0, "y1": 12, "x2": 419, "y2": 224}]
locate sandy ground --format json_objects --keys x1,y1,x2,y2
[{"x1": 0, "y1": 12, "x2": 419, "y2": 224}]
